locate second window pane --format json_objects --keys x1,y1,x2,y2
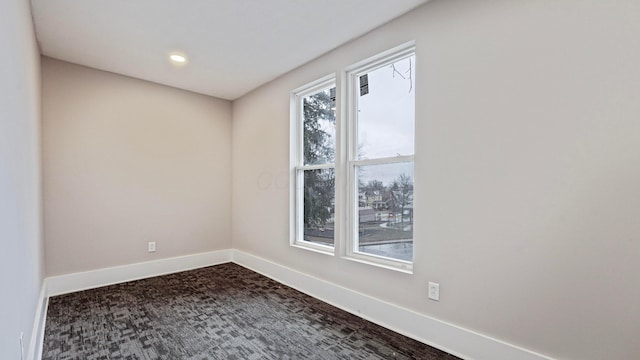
[
  {"x1": 356, "y1": 162, "x2": 414, "y2": 262},
  {"x1": 303, "y1": 168, "x2": 335, "y2": 246}
]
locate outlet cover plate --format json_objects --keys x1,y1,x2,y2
[{"x1": 428, "y1": 282, "x2": 440, "y2": 301}]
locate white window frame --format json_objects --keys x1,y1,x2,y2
[
  {"x1": 290, "y1": 74, "x2": 337, "y2": 255},
  {"x1": 344, "y1": 42, "x2": 416, "y2": 272},
  {"x1": 289, "y1": 42, "x2": 416, "y2": 273}
]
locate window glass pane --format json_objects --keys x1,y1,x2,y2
[
  {"x1": 303, "y1": 88, "x2": 336, "y2": 165},
  {"x1": 356, "y1": 162, "x2": 413, "y2": 262},
  {"x1": 303, "y1": 168, "x2": 335, "y2": 246},
  {"x1": 357, "y1": 56, "x2": 415, "y2": 160}
]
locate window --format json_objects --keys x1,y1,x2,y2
[
  {"x1": 346, "y1": 44, "x2": 415, "y2": 271},
  {"x1": 290, "y1": 75, "x2": 336, "y2": 253},
  {"x1": 291, "y1": 42, "x2": 415, "y2": 271}
]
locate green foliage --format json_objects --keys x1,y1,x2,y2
[
  {"x1": 303, "y1": 90, "x2": 335, "y2": 230},
  {"x1": 303, "y1": 168, "x2": 334, "y2": 229},
  {"x1": 303, "y1": 90, "x2": 335, "y2": 165}
]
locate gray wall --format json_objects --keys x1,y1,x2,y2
[
  {"x1": 42, "y1": 58, "x2": 233, "y2": 276},
  {"x1": 0, "y1": 0, "x2": 43, "y2": 358},
  {"x1": 231, "y1": 1, "x2": 640, "y2": 359}
]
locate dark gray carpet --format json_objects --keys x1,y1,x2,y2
[{"x1": 42, "y1": 263, "x2": 459, "y2": 359}]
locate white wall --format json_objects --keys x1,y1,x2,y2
[
  {"x1": 42, "y1": 58, "x2": 232, "y2": 276},
  {"x1": 231, "y1": 1, "x2": 640, "y2": 359},
  {"x1": 0, "y1": 0, "x2": 43, "y2": 358}
]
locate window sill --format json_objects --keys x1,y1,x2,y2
[
  {"x1": 343, "y1": 253, "x2": 413, "y2": 274},
  {"x1": 291, "y1": 242, "x2": 335, "y2": 256}
]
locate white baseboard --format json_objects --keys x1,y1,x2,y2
[
  {"x1": 231, "y1": 250, "x2": 553, "y2": 360},
  {"x1": 38, "y1": 248, "x2": 552, "y2": 360},
  {"x1": 27, "y1": 281, "x2": 48, "y2": 360},
  {"x1": 46, "y1": 250, "x2": 232, "y2": 297}
]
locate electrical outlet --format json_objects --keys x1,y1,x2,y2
[
  {"x1": 428, "y1": 282, "x2": 440, "y2": 301},
  {"x1": 148, "y1": 241, "x2": 156, "y2": 252}
]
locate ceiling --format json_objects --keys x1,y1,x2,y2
[{"x1": 31, "y1": 0, "x2": 429, "y2": 100}]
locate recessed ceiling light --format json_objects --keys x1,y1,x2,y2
[{"x1": 169, "y1": 53, "x2": 187, "y2": 64}]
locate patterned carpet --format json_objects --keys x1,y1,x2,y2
[{"x1": 42, "y1": 263, "x2": 459, "y2": 359}]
